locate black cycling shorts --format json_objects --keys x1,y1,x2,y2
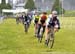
[
  {"x1": 40, "y1": 20, "x2": 45, "y2": 24},
  {"x1": 35, "y1": 18, "x2": 39, "y2": 24}
]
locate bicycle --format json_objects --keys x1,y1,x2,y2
[{"x1": 46, "y1": 26, "x2": 55, "y2": 48}]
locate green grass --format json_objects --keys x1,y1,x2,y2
[
  {"x1": 63, "y1": 11, "x2": 75, "y2": 17},
  {"x1": 0, "y1": 17, "x2": 75, "y2": 54}
]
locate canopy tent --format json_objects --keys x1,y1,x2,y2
[{"x1": 2, "y1": 9, "x2": 29, "y2": 14}]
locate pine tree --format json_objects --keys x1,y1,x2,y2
[{"x1": 24, "y1": 0, "x2": 36, "y2": 10}]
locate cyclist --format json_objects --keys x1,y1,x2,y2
[
  {"x1": 23, "y1": 13, "x2": 30, "y2": 32},
  {"x1": 45, "y1": 11, "x2": 60, "y2": 45},
  {"x1": 27, "y1": 12, "x2": 32, "y2": 24},
  {"x1": 37, "y1": 12, "x2": 47, "y2": 38},
  {"x1": 33, "y1": 12, "x2": 40, "y2": 36},
  {"x1": 16, "y1": 13, "x2": 19, "y2": 24}
]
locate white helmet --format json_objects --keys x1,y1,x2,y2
[
  {"x1": 52, "y1": 11, "x2": 58, "y2": 15},
  {"x1": 52, "y1": 11, "x2": 58, "y2": 17}
]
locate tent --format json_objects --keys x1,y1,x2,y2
[{"x1": 2, "y1": 9, "x2": 29, "y2": 14}]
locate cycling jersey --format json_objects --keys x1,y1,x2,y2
[
  {"x1": 24, "y1": 15, "x2": 30, "y2": 23},
  {"x1": 46, "y1": 14, "x2": 60, "y2": 29},
  {"x1": 35, "y1": 15, "x2": 39, "y2": 19},
  {"x1": 39, "y1": 14, "x2": 47, "y2": 24},
  {"x1": 34, "y1": 15, "x2": 39, "y2": 24}
]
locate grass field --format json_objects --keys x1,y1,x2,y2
[{"x1": 0, "y1": 17, "x2": 75, "y2": 54}]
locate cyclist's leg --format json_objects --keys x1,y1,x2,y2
[
  {"x1": 24, "y1": 21, "x2": 28, "y2": 32},
  {"x1": 54, "y1": 26, "x2": 59, "y2": 32},
  {"x1": 50, "y1": 27, "x2": 54, "y2": 40},
  {"x1": 34, "y1": 23, "x2": 38, "y2": 36},
  {"x1": 42, "y1": 26, "x2": 45, "y2": 36},
  {"x1": 22, "y1": 18, "x2": 24, "y2": 24},
  {"x1": 45, "y1": 25, "x2": 50, "y2": 42},
  {"x1": 34, "y1": 20, "x2": 38, "y2": 35},
  {"x1": 16, "y1": 17, "x2": 19, "y2": 24},
  {"x1": 54, "y1": 24, "x2": 59, "y2": 32},
  {"x1": 37, "y1": 24, "x2": 41, "y2": 37},
  {"x1": 34, "y1": 24, "x2": 37, "y2": 33},
  {"x1": 24, "y1": 24, "x2": 26, "y2": 32},
  {"x1": 43, "y1": 23, "x2": 46, "y2": 33},
  {"x1": 27, "y1": 22, "x2": 30, "y2": 28}
]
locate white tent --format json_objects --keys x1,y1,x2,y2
[
  {"x1": 13, "y1": 9, "x2": 28, "y2": 13},
  {"x1": 2, "y1": 9, "x2": 14, "y2": 13},
  {"x1": 2, "y1": 9, "x2": 29, "y2": 14}
]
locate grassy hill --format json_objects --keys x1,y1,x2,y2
[{"x1": 0, "y1": 17, "x2": 75, "y2": 54}]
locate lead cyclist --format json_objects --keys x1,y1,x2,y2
[{"x1": 45, "y1": 11, "x2": 60, "y2": 45}]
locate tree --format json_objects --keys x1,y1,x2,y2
[
  {"x1": 6, "y1": 3, "x2": 12, "y2": 9},
  {"x1": 24, "y1": 0, "x2": 36, "y2": 10},
  {"x1": 2, "y1": 0, "x2": 6, "y2": 4},
  {"x1": 51, "y1": 0, "x2": 65, "y2": 14},
  {"x1": 0, "y1": 0, "x2": 12, "y2": 13}
]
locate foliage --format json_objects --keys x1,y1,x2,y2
[
  {"x1": 0, "y1": 0, "x2": 12, "y2": 13},
  {"x1": 24, "y1": 0, "x2": 36, "y2": 10},
  {"x1": 51, "y1": 0, "x2": 65, "y2": 14}
]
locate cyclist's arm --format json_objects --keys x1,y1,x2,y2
[
  {"x1": 46, "y1": 15, "x2": 52, "y2": 26},
  {"x1": 57, "y1": 18, "x2": 60, "y2": 29},
  {"x1": 32, "y1": 15, "x2": 35, "y2": 23}
]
